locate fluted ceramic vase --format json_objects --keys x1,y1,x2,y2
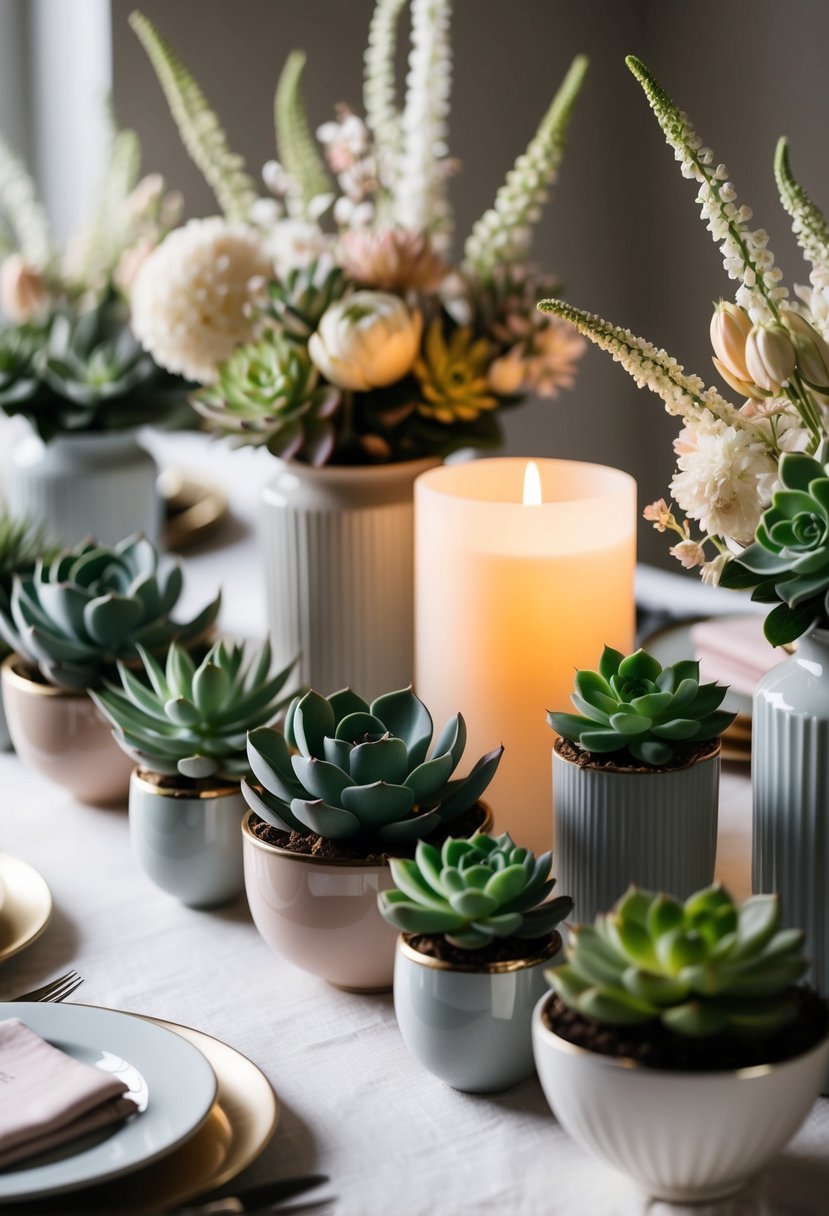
[
  {"x1": 259, "y1": 458, "x2": 436, "y2": 698},
  {"x1": 753, "y1": 629, "x2": 829, "y2": 1000},
  {"x1": 4, "y1": 428, "x2": 161, "y2": 548}
]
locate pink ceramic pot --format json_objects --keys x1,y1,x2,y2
[
  {"x1": 1, "y1": 656, "x2": 132, "y2": 806},
  {"x1": 242, "y1": 804, "x2": 493, "y2": 993}
]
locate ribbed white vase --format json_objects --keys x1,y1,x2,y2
[
  {"x1": 4, "y1": 428, "x2": 161, "y2": 547},
  {"x1": 552, "y1": 740, "x2": 720, "y2": 923},
  {"x1": 753, "y1": 629, "x2": 829, "y2": 997},
  {"x1": 259, "y1": 458, "x2": 436, "y2": 698}
]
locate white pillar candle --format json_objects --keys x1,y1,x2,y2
[{"x1": 415, "y1": 457, "x2": 636, "y2": 856}]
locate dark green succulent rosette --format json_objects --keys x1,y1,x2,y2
[
  {"x1": 548, "y1": 646, "x2": 735, "y2": 768},
  {"x1": 719, "y1": 452, "x2": 829, "y2": 645},
  {"x1": 548, "y1": 883, "x2": 808, "y2": 1037},
  {"x1": 0, "y1": 511, "x2": 50, "y2": 660},
  {"x1": 243, "y1": 686, "x2": 503, "y2": 848}
]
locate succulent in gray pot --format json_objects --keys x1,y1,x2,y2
[
  {"x1": 92, "y1": 638, "x2": 295, "y2": 907},
  {"x1": 241, "y1": 685, "x2": 503, "y2": 991},
  {"x1": 0, "y1": 533, "x2": 220, "y2": 805},
  {"x1": 379, "y1": 831, "x2": 572, "y2": 1092},
  {"x1": 548, "y1": 646, "x2": 735, "y2": 922},
  {"x1": 533, "y1": 883, "x2": 829, "y2": 1202}
]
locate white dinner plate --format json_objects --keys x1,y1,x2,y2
[{"x1": 0, "y1": 1003, "x2": 217, "y2": 1203}]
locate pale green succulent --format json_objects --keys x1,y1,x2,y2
[
  {"x1": 548, "y1": 646, "x2": 735, "y2": 767},
  {"x1": 549, "y1": 884, "x2": 808, "y2": 1037},
  {"x1": 0, "y1": 534, "x2": 220, "y2": 690},
  {"x1": 265, "y1": 262, "x2": 346, "y2": 341},
  {"x1": 91, "y1": 638, "x2": 295, "y2": 780},
  {"x1": 242, "y1": 686, "x2": 503, "y2": 847},
  {"x1": 378, "y1": 832, "x2": 573, "y2": 949}
]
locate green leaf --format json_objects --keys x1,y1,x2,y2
[
  {"x1": 404, "y1": 752, "x2": 453, "y2": 803},
  {"x1": 546, "y1": 710, "x2": 593, "y2": 738},
  {"x1": 341, "y1": 780, "x2": 414, "y2": 827},
  {"x1": 350, "y1": 736, "x2": 409, "y2": 785},
  {"x1": 731, "y1": 894, "x2": 781, "y2": 960},
  {"x1": 328, "y1": 688, "x2": 370, "y2": 725},
  {"x1": 334, "y1": 710, "x2": 386, "y2": 744},
  {"x1": 630, "y1": 691, "x2": 673, "y2": 718},
  {"x1": 166, "y1": 644, "x2": 196, "y2": 698},
  {"x1": 598, "y1": 645, "x2": 624, "y2": 682},
  {"x1": 241, "y1": 776, "x2": 303, "y2": 833},
  {"x1": 779, "y1": 451, "x2": 827, "y2": 492},
  {"x1": 609, "y1": 712, "x2": 651, "y2": 736},
  {"x1": 483, "y1": 864, "x2": 528, "y2": 905},
  {"x1": 650, "y1": 718, "x2": 699, "y2": 741},
  {"x1": 379, "y1": 809, "x2": 442, "y2": 845},
  {"x1": 82, "y1": 594, "x2": 144, "y2": 647},
  {"x1": 430, "y1": 713, "x2": 467, "y2": 771},
  {"x1": 291, "y1": 798, "x2": 361, "y2": 839},
  {"x1": 192, "y1": 661, "x2": 230, "y2": 719},
  {"x1": 247, "y1": 726, "x2": 304, "y2": 802},
  {"x1": 436, "y1": 745, "x2": 503, "y2": 821},
  {"x1": 177, "y1": 754, "x2": 219, "y2": 779},
  {"x1": 764, "y1": 599, "x2": 819, "y2": 646},
  {"x1": 294, "y1": 691, "x2": 337, "y2": 756},
  {"x1": 577, "y1": 987, "x2": 656, "y2": 1026},
  {"x1": 646, "y1": 894, "x2": 685, "y2": 940},
  {"x1": 388, "y1": 857, "x2": 448, "y2": 910},
  {"x1": 622, "y1": 967, "x2": 690, "y2": 1007},
  {"x1": 448, "y1": 889, "x2": 499, "y2": 919},
  {"x1": 629, "y1": 738, "x2": 672, "y2": 766},
  {"x1": 164, "y1": 697, "x2": 200, "y2": 728},
  {"x1": 661, "y1": 1001, "x2": 727, "y2": 1037},
  {"x1": 291, "y1": 755, "x2": 355, "y2": 803},
  {"x1": 574, "y1": 669, "x2": 615, "y2": 710}
]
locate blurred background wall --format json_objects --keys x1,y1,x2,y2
[{"x1": 6, "y1": 0, "x2": 829, "y2": 565}]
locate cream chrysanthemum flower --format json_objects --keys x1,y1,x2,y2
[
  {"x1": 131, "y1": 218, "x2": 271, "y2": 383},
  {"x1": 670, "y1": 422, "x2": 776, "y2": 544}
]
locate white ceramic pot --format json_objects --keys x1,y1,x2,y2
[
  {"x1": 552, "y1": 738, "x2": 720, "y2": 923},
  {"x1": 259, "y1": 458, "x2": 437, "y2": 699},
  {"x1": 130, "y1": 770, "x2": 245, "y2": 908},
  {"x1": 394, "y1": 933, "x2": 562, "y2": 1093},
  {"x1": 532, "y1": 995, "x2": 829, "y2": 1202},
  {"x1": 4, "y1": 428, "x2": 161, "y2": 548},
  {"x1": 1, "y1": 656, "x2": 132, "y2": 805}
]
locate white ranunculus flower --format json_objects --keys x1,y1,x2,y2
[
  {"x1": 669, "y1": 421, "x2": 777, "y2": 545},
  {"x1": 308, "y1": 291, "x2": 422, "y2": 391}
]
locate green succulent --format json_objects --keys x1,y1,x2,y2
[
  {"x1": 193, "y1": 329, "x2": 340, "y2": 466},
  {"x1": 265, "y1": 261, "x2": 347, "y2": 341},
  {"x1": 719, "y1": 451, "x2": 829, "y2": 645},
  {"x1": 242, "y1": 686, "x2": 503, "y2": 847},
  {"x1": 91, "y1": 638, "x2": 295, "y2": 780},
  {"x1": 548, "y1": 646, "x2": 736, "y2": 767},
  {"x1": 0, "y1": 511, "x2": 50, "y2": 658},
  {"x1": 0, "y1": 325, "x2": 43, "y2": 410},
  {"x1": 0, "y1": 534, "x2": 220, "y2": 690},
  {"x1": 378, "y1": 831, "x2": 573, "y2": 949},
  {"x1": 548, "y1": 883, "x2": 808, "y2": 1037}
]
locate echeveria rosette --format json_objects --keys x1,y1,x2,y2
[
  {"x1": 719, "y1": 452, "x2": 829, "y2": 646},
  {"x1": 378, "y1": 831, "x2": 573, "y2": 950},
  {"x1": 91, "y1": 638, "x2": 295, "y2": 781},
  {"x1": 548, "y1": 884, "x2": 807, "y2": 1038},
  {"x1": 0, "y1": 534, "x2": 220, "y2": 690},
  {"x1": 548, "y1": 646, "x2": 735, "y2": 767},
  {"x1": 0, "y1": 512, "x2": 50, "y2": 659},
  {"x1": 242, "y1": 686, "x2": 503, "y2": 847}
]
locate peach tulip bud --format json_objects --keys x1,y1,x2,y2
[
  {"x1": 0, "y1": 254, "x2": 48, "y2": 323},
  {"x1": 712, "y1": 357, "x2": 756, "y2": 399},
  {"x1": 710, "y1": 301, "x2": 752, "y2": 382},
  {"x1": 780, "y1": 308, "x2": 829, "y2": 390},
  {"x1": 745, "y1": 323, "x2": 797, "y2": 393}
]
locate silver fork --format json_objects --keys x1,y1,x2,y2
[{"x1": 8, "y1": 970, "x2": 84, "y2": 1003}]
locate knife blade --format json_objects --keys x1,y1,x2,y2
[{"x1": 168, "y1": 1174, "x2": 329, "y2": 1215}]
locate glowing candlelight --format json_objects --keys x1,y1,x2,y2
[{"x1": 523, "y1": 460, "x2": 542, "y2": 506}]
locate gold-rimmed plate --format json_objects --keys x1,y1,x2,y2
[
  {"x1": 0, "y1": 853, "x2": 52, "y2": 965},
  {"x1": 160, "y1": 468, "x2": 228, "y2": 552},
  {"x1": 69, "y1": 1013, "x2": 279, "y2": 1213}
]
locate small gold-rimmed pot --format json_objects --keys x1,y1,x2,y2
[
  {"x1": 552, "y1": 736, "x2": 721, "y2": 923},
  {"x1": 532, "y1": 992, "x2": 829, "y2": 1202},
  {"x1": 130, "y1": 769, "x2": 246, "y2": 909},
  {"x1": 242, "y1": 802, "x2": 493, "y2": 994},
  {"x1": 1, "y1": 655, "x2": 132, "y2": 806},
  {"x1": 393, "y1": 931, "x2": 563, "y2": 1092}
]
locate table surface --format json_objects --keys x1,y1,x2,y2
[{"x1": 1, "y1": 433, "x2": 826, "y2": 1216}]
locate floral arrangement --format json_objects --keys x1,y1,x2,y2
[
  {"x1": 127, "y1": 4, "x2": 588, "y2": 466},
  {"x1": 539, "y1": 56, "x2": 829, "y2": 644},
  {"x1": 0, "y1": 116, "x2": 184, "y2": 440}
]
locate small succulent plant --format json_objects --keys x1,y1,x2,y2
[
  {"x1": 192, "y1": 329, "x2": 341, "y2": 466},
  {"x1": 548, "y1": 646, "x2": 736, "y2": 767},
  {"x1": 720, "y1": 451, "x2": 829, "y2": 645},
  {"x1": 242, "y1": 686, "x2": 503, "y2": 847},
  {"x1": 378, "y1": 832, "x2": 573, "y2": 949},
  {"x1": 549, "y1": 884, "x2": 808, "y2": 1037},
  {"x1": 0, "y1": 534, "x2": 220, "y2": 690},
  {"x1": 0, "y1": 511, "x2": 49, "y2": 657},
  {"x1": 91, "y1": 638, "x2": 295, "y2": 780},
  {"x1": 265, "y1": 262, "x2": 347, "y2": 342}
]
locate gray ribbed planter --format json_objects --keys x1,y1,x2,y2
[
  {"x1": 552, "y1": 738, "x2": 720, "y2": 923},
  {"x1": 753, "y1": 629, "x2": 829, "y2": 1000}
]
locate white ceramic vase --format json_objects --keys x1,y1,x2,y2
[
  {"x1": 552, "y1": 739, "x2": 720, "y2": 923},
  {"x1": 4, "y1": 428, "x2": 161, "y2": 548},
  {"x1": 259, "y1": 458, "x2": 436, "y2": 699},
  {"x1": 129, "y1": 770, "x2": 245, "y2": 908},
  {"x1": 532, "y1": 996, "x2": 829, "y2": 1202},
  {"x1": 394, "y1": 933, "x2": 562, "y2": 1093},
  {"x1": 753, "y1": 630, "x2": 829, "y2": 998}
]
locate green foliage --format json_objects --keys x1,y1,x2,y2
[
  {"x1": 274, "y1": 51, "x2": 333, "y2": 216},
  {"x1": 378, "y1": 831, "x2": 572, "y2": 949},
  {"x1": 92, "y1": 638, "x2": 295, "y2": 780},
  {"x1": 719, "y1": 452, "x2": 829, "y2": 645},
  {"x1": 242, "y1": 685, "x2": 503, "y2": 846},
  {"x1": 0, "y1": 534, "x2": 220, "y2": 691},
  {"x1": 548, "y1": 884, "x2": 807, "y2": 1037},
  {"x1": 548, "y1": 646, "x2": 735, "y2": 767},
  {"x1": 129, "y1": 10, "x2": 257, "y2": 223},
  {"x1": 0, "y1": 512, "x2": 49, "y2": 658}
]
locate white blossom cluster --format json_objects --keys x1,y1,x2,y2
[
  {"x1": 670, "y1": 419, "x2": 777, "y2": 545},
  {"x1": 362, "y1": 0, "x2": 407, "y2": 191}
]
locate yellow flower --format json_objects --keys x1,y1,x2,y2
[{"x1": 414, "y1": 321, "x2": 497, "y2": 424}]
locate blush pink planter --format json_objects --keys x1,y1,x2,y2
[{"x1": 1, "y1": 656, "x2": 132, "y2": 806}]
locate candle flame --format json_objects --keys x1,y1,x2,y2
[{"x1": 523, "y1": 460, "x2": 542, "y2": 506}]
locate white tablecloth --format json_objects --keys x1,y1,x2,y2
[{"x1": 1, "y1": 433, "x2": 826, "y2": 1216}]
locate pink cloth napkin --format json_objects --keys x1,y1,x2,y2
[
  {"x1": 0, "y1": 1018, "x2": 139, "y2": 1169},
  {"x1": 690, "y1": 615, "x2": 785, "y2": 697}
]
